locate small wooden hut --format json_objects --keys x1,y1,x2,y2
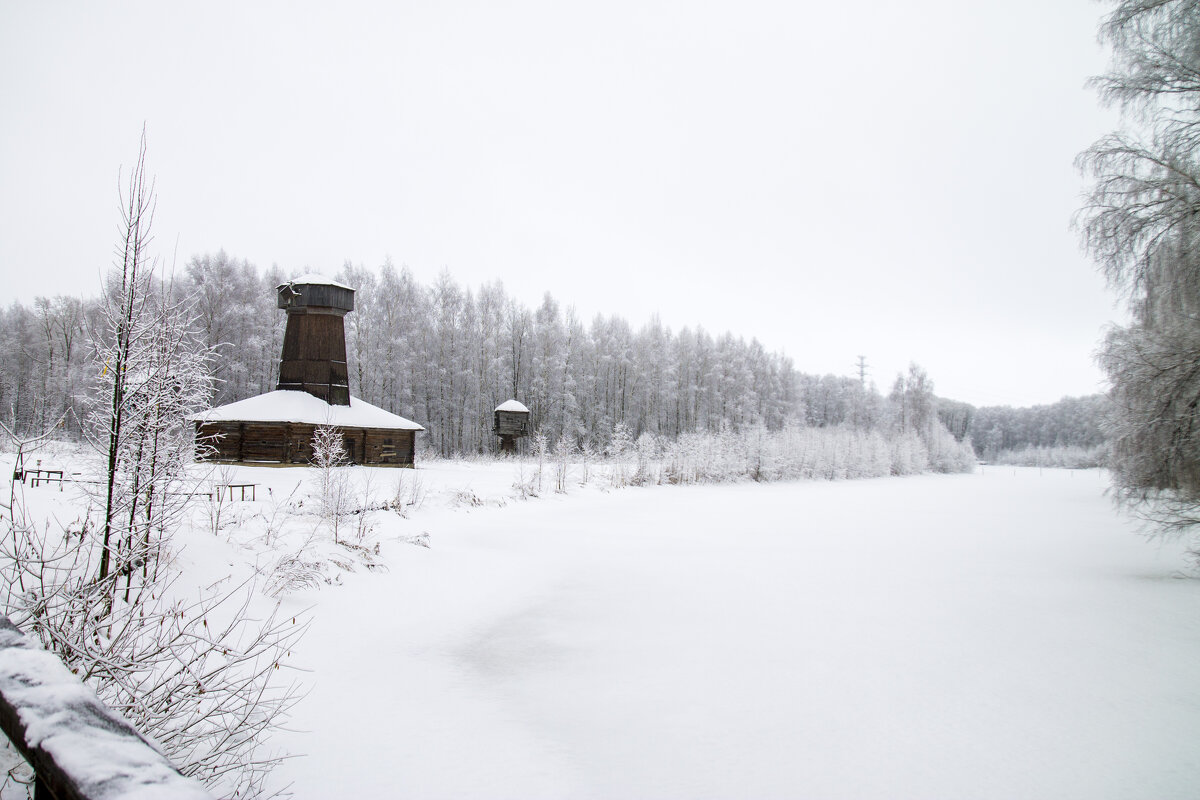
[
  {"x1": 493, "y1": 399, "x2": 531, "y2": 453},
  {"x1": 192, "y1": 274, "x2": 424, "y2": 466}
]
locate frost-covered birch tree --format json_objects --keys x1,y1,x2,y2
[
  {"x1": 1079, "y1": 0, "x2": 1200, "y2": 540},
  {"x1": 0, "y1": 134, "x2": 302, "y2": 798}
]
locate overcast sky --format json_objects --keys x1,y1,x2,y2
[{"x1": 1, "y1": 1, "x2": 1122, "y2": 407}]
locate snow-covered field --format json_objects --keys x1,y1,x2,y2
[{"x1": 7, "y1": 456, "x2": 1200, "y2": 798}]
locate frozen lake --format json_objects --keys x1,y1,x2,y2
[{"x1": 275, "y1": 467, "x2": 1200, "y2": 799}]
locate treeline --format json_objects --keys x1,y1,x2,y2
[
  {"x1": 0, "y1": 251, "x2": 1084, "y2": 470},
  {"x1": 177, "y1": 252, "x2": 802, "y2": 454},
  {"x1": 966, "y1": 395, "x2": 1109, "y2": 462},
  {"x1": 989, "y1": 444, "x2": 1107, "y2": 470}
]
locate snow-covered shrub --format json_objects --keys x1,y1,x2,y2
[
  {"x1": 632, "y1": 432, "x2": 662, "y2": 485},
  {"x1": 890, "y1": 431, "x2": 929, "y2": 475},
  {"x1": 204, "y1": 463, "x2": 240, "y2": 536},
  {"x1": 451, "y1": 487, "x2": 485, "y2": 507},
  {"x1": 0, "y1": 500, "x2": 302, "y2": 798},
  {"x1": 389, "y1": 470, "x2": 425, "y2": 518},
  {"x1": 0, "y1": 137, "x2": 302, "y2": 799},
  {"x1": 259, "y1": 483, "x2": 301, "y2": 546},
  {"x1": 579, "y1": 438, "x2": 595, "y2": 485},
  {"x1": 991, "y1": 444, "x2": 1108, "y2": 469},
  {"x1": 637, "y1": 423, "x2": 947, "y2": 485},
  {"x1": 532, "y1": 431, "x2": 549, "y2": 494},
  {"x1": 269, "y1": 547, "x2": 328, "y2": 596},
  {"x1": 311, "y1": 425, "x2": 352, "y2": 542},
  {"x1": 512, "y1": 461, "x2": 540, "y2": 499},
  {"x1": 745, "y1": 423, "x2": 772, "y2": 481},
  {"x1": 926, "y1": 423, "x2": 977, "y2": 474},
  {"x1": 554, "y1": 433, "x2": 574, "y2": 493},
  {"x1": 609, "y1": 422, "x2": 634, "y2": 487}
]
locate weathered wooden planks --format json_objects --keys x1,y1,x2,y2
[
  {"x1": 493, "y1": 410, "x2": 530, "y2": 437},
  {"x1": 277, "y1": 283, "x2": 352, "y2": 406},
  {"x1": 196, "y1": 422, "x2": 416, "y2": 467}
]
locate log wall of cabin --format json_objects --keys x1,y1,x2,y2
[
  {"x1": 195, "y1": 422, "x2": 415, "y2": 466},
  {"x1": 493, "y1": 411, "x2": 530, "y2": 437}
]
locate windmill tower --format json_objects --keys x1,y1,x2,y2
[
  {"x1": 276, "y1": 275, "x2": 354, "y2": 405},
  {"x1": 191, "y1": 273, "x2": 423, "y2": 465}
]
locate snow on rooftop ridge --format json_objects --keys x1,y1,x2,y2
[
  {"x1": 278, "y1": 273, "x2": 353, "y2": 290},
  {"x1": 192, "y1": 390, "x2": 424, "y2": 430},
  {"x1": 495, "y1": 399, "x2": 529, "y2": 413}
]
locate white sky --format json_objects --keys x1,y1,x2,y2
[{"x1": 0, "y1": 0, "x2": 1123, "y2": 408}]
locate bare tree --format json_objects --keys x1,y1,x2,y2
[
  {"x1": 87, "y1": 128, "x2": 159, "y2": 584},
  {"x1": 311, "y1": 423, "x2": 351, "y2": 543},
  {"x1": 0, "y1": 132, "x2": 305, "y2": 798},
  {"x1": 1079, "y1": 0, "x2": 1200, "y2": 547}
]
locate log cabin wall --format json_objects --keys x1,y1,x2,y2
[
  {"x1": 196, "y1": 422, "x2": 415, "y2": 467},
  {"x1": 493, "y1": 410, "x2": 531, "y2": 437}
]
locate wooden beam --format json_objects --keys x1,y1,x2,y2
[{"x1": 0, "y1": 617, "x2": 212, "y2": 800}]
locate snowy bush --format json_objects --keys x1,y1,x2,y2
[
  {"x1": 532, "y1": 431, "x2": 549, "y2": 494},
  {"x1": 312, "y1": 424, "x2": 353, "y2": 542},
  {"x1": 553, "y1": 433, "x2": 574, "y2": 493},
  {"x1": 632, "y1": 432, "x2": 662, "y2": 486},
  {"x1": 890, "y1": 431, "x2": 929, "y2": 476},
  {"x1": 389, "y1": 470, "x2": 425, "y2": 517},
  {"x1": 926, "y1": 425, "x2": 978, "y2": 474},
  {"x1": 991, "y1": 444, "x2": 1107, "y2": 469},
  {"x1": 637, "y1": 422, "x2": 963, "y2": 487},
  {"x1": 609, "y1": 423, "x2": 634, "y2": 488},
  {"x1": 512, "y1": 461, "x2": 540, "y2": 499},
  {"x1": 451, "y1": 487, "x2": 485, "y2": 507},
  {"x1": 0, "y1": 494, "x2": 302, "y2": 798}
]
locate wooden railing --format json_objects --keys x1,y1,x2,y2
[
  {"x1": 209, "y1": 482, "x2": 257, "y2": 502},
  {"x1": 0, "y1": 616, "x2": 212, "y2": 800}
]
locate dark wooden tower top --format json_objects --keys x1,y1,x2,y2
[
  {"x1": 276, "y1": 275, "x2": 354, "y2": 313},
  {"x1": 493, "y1": 399, "x2": 531, "y2": 437},
  {"x1": 276, "y1": 274, "x2": 354, "y2": 406}
]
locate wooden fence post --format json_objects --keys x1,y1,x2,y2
[{"x1": 0, "y1": 616, "x2": 213, "y2": 800}]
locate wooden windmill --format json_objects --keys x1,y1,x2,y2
[
  {"x1": 192, "y1": 274, "x2": 424, "y2": 465},
  {"x1": 275, "y1": 275, "x2": 355, "y2": 405}
]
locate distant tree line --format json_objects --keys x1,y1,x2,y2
[
  {"x1": 966, "y1": 395, "x2": 1110, "y2": 463},
  {"x1": 0, "y1": 252, "x2": 1097, "y2": 469}
]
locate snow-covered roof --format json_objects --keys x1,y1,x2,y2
[
  {"x1": 495, "y1": 399, "x2": 530, "y2": 413},
  {"x1": 277, "y1": 273, "x2": 353, "y2": 290},
  {"x1": 192, "y1": 391, "x2": 424, "y2": 431}
]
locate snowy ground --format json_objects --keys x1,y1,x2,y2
[
  {"x1": 6, "y1": 455, "x2": 1200, "y2": 798},
  {"x1": 273, "y1": 465, "x2": 1198, "y2": 800}
]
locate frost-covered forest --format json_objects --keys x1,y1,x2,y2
[
  {"x1": 965, "y1": 395, "x2": 1110, "y2": 467},
  {"x1": 0, "y1": 253, "x2": 1103, "y2": 470}
]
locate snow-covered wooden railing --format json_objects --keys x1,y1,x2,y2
[{"x1": 0, "y1": 616, "x2": 212, "y2": 800}]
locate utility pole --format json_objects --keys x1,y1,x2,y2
[{"x1": 852, "y1": 355, "x2": 870, "y2": 430}]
